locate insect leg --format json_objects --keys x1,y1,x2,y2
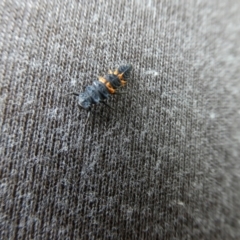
[
  {"x1": 85, "y1": 109, "x2": 91, "y2": 124},
  {"x1": 64, "y1": 92, "x2": 79, "y2": 97}
]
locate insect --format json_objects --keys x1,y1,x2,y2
[{"x1": 66, "y1": 64, "x2": 132, "y2": 120}]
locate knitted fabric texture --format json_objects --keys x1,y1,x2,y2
[{"x1": 1, "y1": 0, "x2": 240, "y2": 239}]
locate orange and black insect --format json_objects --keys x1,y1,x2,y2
[{"x1": 67, "y1": 64, "x2": 132, "y2": 116}]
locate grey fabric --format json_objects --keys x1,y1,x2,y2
[{"x1": 1, "y1": 0, "x2": 240, "y2": 239}]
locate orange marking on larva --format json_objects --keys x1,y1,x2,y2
[
  {"x1": 99, "y1": 76, "x2": 107, "y2": 84},
  {"x1": 114, "y1": 69, "x2": 119, "y2": 75},
  {"x1": 98, "y1": 76, "x2": 115, "y2": 94},
  {"x1": 120, "y1": 79, "x2": 127, "y2": 86},
  {"x1": 118, "y1": 73, "x2": 124, "y2": 80},
  {"x1": 106, "y1": 82, "x2": 115, "y2": 94}
]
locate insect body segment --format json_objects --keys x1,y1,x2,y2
[{"x1": 72, "y1": 64, "x2": 132, "y2": 112}]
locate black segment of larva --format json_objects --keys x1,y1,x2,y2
[
  {"x1": 117, "y1": 64, "x2": 132, "y2": 79},
  {"x1": 104, "y1": 74, "x2": 121, "y2": 88},
  {"x1": 93, "y1": 81, "x2": 110, "y2": 99}
]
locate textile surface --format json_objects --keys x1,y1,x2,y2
[{"x1": 1, "y1": 0, "x2": 240, "y2": 239}]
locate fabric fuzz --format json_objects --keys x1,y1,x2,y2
[{"x1": 0, "y1": 0, "x2": 240, "y2": 239}]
